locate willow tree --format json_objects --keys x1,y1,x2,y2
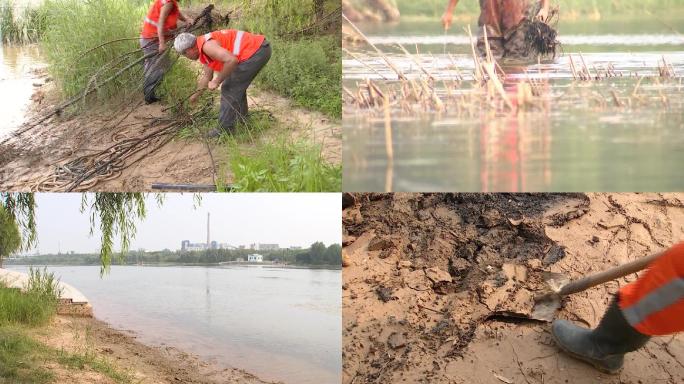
[
  {"x1": 0, "y1": 205, "x2": 22, "y2": 268},
  {"x1": 1, "y1": 193, "x2": 155, "y2": 275}
]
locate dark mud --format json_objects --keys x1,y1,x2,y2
[{"x1": 342, "y1": 193, "x2": 592, "y2": 383}]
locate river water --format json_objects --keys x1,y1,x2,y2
[
  {"x1": 0, "y1": 44, "x2": 43, "y2": 139},
  {"x1": 8, "y1": 265, "x2": 341, "y2": 384},
  {"x1": 343, "y1": 15, "x2": 684, "y2": 192}
]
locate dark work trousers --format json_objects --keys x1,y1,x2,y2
[
  {"x1": 140, "y1": 38, "x2": 171, "y2": 101},
  {"x1": 218, "y1": 41, "x2": 272, "y2": 131}
]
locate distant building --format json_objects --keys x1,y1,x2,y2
[
  {"x1": 239, "y1": 245, "x2": 246, "y2": 249},
  {"x1": 210, "y1": 241, "x2": 218, "y2": 249},
  {"x1": 182, "y1": 240, "x2": 208, "y2": 252},
  {"x1": 248, "y1": 254, "x2": 264, "y2": 263},
  {"x1": 258, "y1": 243, "x2": 279, "y2": 251},
  {"x1": 289, "y1": 246, "x2": 302, "y2": 250}
]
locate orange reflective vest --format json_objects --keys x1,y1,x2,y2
[
  {"x1": 619, "y1": 242, "x2": 684, "y2": 336},
  {"x1": 196, "y1": 29, "x2": 266, "y2": 72},
  {"x1": 141, "y1": 0, "x2": 180, "y2": 39}
]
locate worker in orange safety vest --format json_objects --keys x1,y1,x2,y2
[
  {"x1": 173, "y1": 30, "x2": 271, "y2": 137},
  {"x1": 140, "y1": 0, "x2": 187, "y2": 104},
  {"x1": 552, "y1": 242, "x2": 684, "y2": 373}
]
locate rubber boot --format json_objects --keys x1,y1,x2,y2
[{"x1": 551, "y1": 296, "x2": 651, "y2": 374}]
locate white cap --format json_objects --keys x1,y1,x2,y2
[{"x1": 174, "y1": 33, "x2": 196, "y2": 53}]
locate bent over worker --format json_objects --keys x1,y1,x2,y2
[
  {"x1": 442, "y1": 0, "x2": 550, "y2": 61},
  {"x1": 552, "y1": 242, "x2": 684, "y2": 373},
  {"x1": 140, "y1": 0, "x2": 187, "y2": 104},
  {"x1": 174, "y1": 30, "x2": 271, "y2": 137}
]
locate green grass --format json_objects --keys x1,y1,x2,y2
[
  {"x1": 0, "y1": 268, "x2": 61, "y2": 327},
  {"x1": 40, "y1": 0, "x2": 146, "y2": 100},
  {"x1": 228, "y1": 136, "x2": 341, "y2": 192},
  {"x1": 229, "y1": 0, "x2": 341, "y2": 118},
  {"x1": 56, "y1": 349, "x2": 134, "y2": 383},
  {"x1": 0, "y1": 326, "x2": 134, "y2": 384},
  {"x1": 255, "y1": 36, "x2": 341, "y2": 118},
  {"x1": 0, "y1": 327, "x2": 54, "y2": 383},
  {"x1": 156, "y1": 58, "x2": 200, "y2": 105},
  {"x1": 0, "y1": 0, "x2": 48, "y2": 44}
]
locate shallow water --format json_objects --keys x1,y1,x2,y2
[
  {"x1": 343, "y1": 16, "x2": 684, "y2": 192},
  {"x1": 9, "y1": 265, "x2": 342, "y2": 384},
  {"x1": 0, "y1": 44, "x2": 43, "y2": 139}
]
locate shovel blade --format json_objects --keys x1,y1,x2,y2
[
  {"x1": 530, "y1": 295, "x2": 562, "y2": 322},
  {"x1": 529, "y1": 271, "x2": 571, "y2": 322}
]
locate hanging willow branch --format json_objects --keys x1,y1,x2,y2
[
  {"x1": 1, "y1": 193, "x2": 37, "y2": 251},
  {"x1": 81, "y1": 193, "x2": 147, "y2": 275}
]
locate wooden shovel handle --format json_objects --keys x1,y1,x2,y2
[{"x1": 558, "y1": 251, "x2": 664, "y2": 297}]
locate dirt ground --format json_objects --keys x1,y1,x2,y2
[
  {"x1": 30, "y1": 315, "x2": 275, "y2": 384},
  {"x1": 342, "y1": 193, "x2": 684, "y2": 384},
  {"x1": 0, "y1": 70, "x2": 340, "y2": 192}
]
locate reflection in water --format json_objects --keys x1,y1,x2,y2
[
  {"x1": 0, "y1": 44, "x2": 43, "y2": 137},
  {"x1": 9, "y1": 265, "x2": 341, "y2": 384},
  {"x1": 344, "y1": 23, "x2": 684, "y2": 191},
  {"x1": 344, "y1": 74, "x2": 684, "y2": 192}
]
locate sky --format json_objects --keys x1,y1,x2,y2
[{"x1": 28, "y1": 193, "x2": 341, "y2": 254}]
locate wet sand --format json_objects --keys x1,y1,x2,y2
[
  {"x1": 31, "y1": 315, "x2": 276, "y2": 384},
  {"x1": 342, "y1": 193, "x2": 684, "y2": 383}
]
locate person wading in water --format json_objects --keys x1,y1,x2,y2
[{"x1": 442, "y1": 0, "x2": 553, "y2": 62}]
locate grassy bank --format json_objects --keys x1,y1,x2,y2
[
  {"x1": 40, "y1": 0, "x2": 145, "y2": 100},
  {"x1": 0, "y1": 326, "x2": 134, "y2": 383},
  {"x1": 255, "y1": 36, "x2": 341, "y2": 118},
  {"x1": 0, "y1": 268, "x2": 133, "y2": 383},
  {"x1": 15, "y1": 0, "x2": 340, "y2": 192},
  {"x1": 228, "y1": 136, "x2": 341, "y2": 192},
  {"x1": 236, "y1": 0, "x2": 341, "y2": 118},
  {"x1": 0, "y1": 268, "x2": 60, "y2": 326}
]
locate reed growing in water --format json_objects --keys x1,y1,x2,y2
[{"x1": 0, "y1": 0, "x2": 48, "y2": 44}]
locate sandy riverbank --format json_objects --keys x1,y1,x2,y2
[
  {"x1": 342, "y1": 193, "x2": 684, "y2": 383},
  {"x1": 28, "y1": 315, "x2": 277, "y2": 384}
]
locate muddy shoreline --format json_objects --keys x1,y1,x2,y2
[
  {"x1": 36, "y1": 314, "x2": 276, "y2": 384},
  {"x1": 0, "y1": 58, "x2": 340, "y2": 192},
  {"x1": 342, "y1": 193, "x2": 684, "y2": 383}
]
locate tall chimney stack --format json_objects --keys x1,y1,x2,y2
[{"x1": 207, "y1": 212, "x2": 211, "y2": 247}]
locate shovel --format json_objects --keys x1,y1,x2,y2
[{"x1": 529, "y1": 250, "x2": 664, "y2": 322}]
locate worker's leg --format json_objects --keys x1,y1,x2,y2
[
  {"x1": 217, "y1": 42, "x2": 272, "y2": 132},
  {"x1": 476, "y1": 0, "x2": 504, "y2": 59},
  {"x1": 501, "y1": 24, "x2": 530, "y2": 61},
  {"x1": 501, "y1": 1, "x2": 538, "y2": 62},
  {"x1": 552, "y1": 296, "x2": 651, "y2": 374},
  {"x1": 618, "y1": 242, "x2": 684, "y2": 335},
  {"x1": 140, "y1": 38, "x2": 170, "y2": 103},
  {"x1": 552, "y1": 242, "x2": 684, "y2": 373}
]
